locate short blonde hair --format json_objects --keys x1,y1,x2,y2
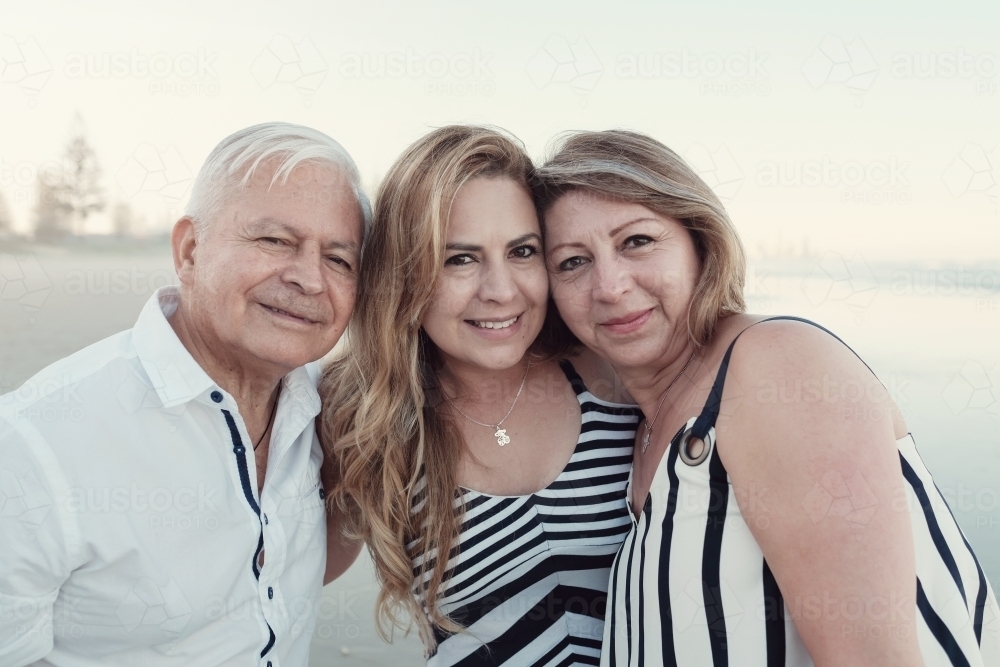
[{"x1": 532, "y1": 130, "x2": 747, "y2": 346}]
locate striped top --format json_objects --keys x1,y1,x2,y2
[
  {"x1": 412, "y1": 360, "x2": 641, "y2": 666},
  {"x1": 602, "y1": 316, "x2": 1000, "y2": 667}
]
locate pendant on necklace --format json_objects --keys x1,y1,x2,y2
[
  {"x1": 642, "y1": 430, "x2": 651, "y2": 452},
  {"x1": 494, "y1": 428, "x2": 510, "y2": 447}
]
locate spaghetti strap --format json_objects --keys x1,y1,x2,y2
[
  {"x1": 602, "y1": 314, "x2": 1000, "y2": 667},
  {"x1": 558, "y1": 358, "x2": 589, "y2": 397},
  {"x1": 690, "y1": 316, "x2": 876, "y2": 440}
]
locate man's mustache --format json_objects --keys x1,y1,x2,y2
[{"x1": 254, "y1": 293, "x2": 330, "y2": 324}]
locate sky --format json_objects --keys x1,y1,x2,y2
[{"x1": 1, "y1": 0, "x2": 998, "y2": 261}]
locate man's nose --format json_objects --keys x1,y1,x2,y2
[{"x1": 282, "y1": 246, "x2": 325, "y2": 295}]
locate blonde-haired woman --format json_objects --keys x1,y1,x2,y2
[
  {"x1": 320, "y1": 126, "x2": 640, "y2": 665},
  {"x1": 533, "y1": 130, "x2": 999, "y2": 666}
]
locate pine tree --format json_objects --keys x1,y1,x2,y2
[
  {"x1": 33, "y1": 176, "x2": 71, "y2": 241},
  {"x1": 57, "y1": 113, "x2": 106, "y2": 235}
]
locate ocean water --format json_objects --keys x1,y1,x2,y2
[{"x1": 1, "y1": 244, "x2": 997, "y2": 664}]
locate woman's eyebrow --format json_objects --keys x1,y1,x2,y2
[
  {"x1": 609, "y1": 217, "x2": 658, "y2": 236},
  {"x1": 547, "y1": 240, "x2": 586, "y2": 254},
  {"x1": 446, "y1": 233, "x2": 542, "y2": 252},
  {"x1": 506, "y1": 233, "x2": 541, "y2": 249},
  {"x1": 445, "y1": 242, "x2": 482, "y2": 251},
  {"x1": 547, "y1": 217, "x2": 657, "y2": 254}
]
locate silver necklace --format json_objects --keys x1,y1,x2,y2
[
  {"x1": 447, "y1": 360, "x2": 531, "y2": 447},
  {"x1": 642, "y1": 352, "x2": 696, "y2": 454}
]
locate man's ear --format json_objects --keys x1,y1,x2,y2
[{"x1": 172, "y1": 217, "x2": 198, "y2": 286}]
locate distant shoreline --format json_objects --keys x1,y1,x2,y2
[{"x1": 0, "y1": 235, "x2": 172, "y2": 255}]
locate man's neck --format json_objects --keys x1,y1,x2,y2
[{"x1": 167, "y1": 299, "x2": 285, "y2": 420}]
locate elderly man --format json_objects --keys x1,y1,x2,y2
[{"x1": 0, "y1": 122, "x2": 366, "y2": 666}]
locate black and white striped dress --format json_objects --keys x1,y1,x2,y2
[
  {"x1": 413, "y1": 360, "x2": 641, "y2": 666},
  {"x1": 603, "y1": 316, "x2": 1000, "y2": 667}
]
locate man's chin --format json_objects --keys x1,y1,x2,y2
[{"x1": 241, "y1": 332, "x2": 340, "y2": 373}]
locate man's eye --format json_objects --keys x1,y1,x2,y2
[
  {"x1": 510, "y1": 245, "x2": 538, "y2": 259},
  {"x1": 261, "y1": 237, "x2": 287, "y2": 247},
  {"x1": 557, "y1": 256, "x2": 587, "y2": 272},
  {"x1": 327, "y1": 256, "x2": 352, "y2": 271},
  {"x1": 445, "y1": 254, "x2": 476, "y2": 266}
]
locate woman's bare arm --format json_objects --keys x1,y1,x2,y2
[
  {"x1": 324, "y1": 502, "x2": 363, "y2": 585},
  {"x1": 319, "y1": 425, "x2": 364, "y2": 585},
  {"x1": 721, "y1": 320, "x2": 923, "y2": 667}
]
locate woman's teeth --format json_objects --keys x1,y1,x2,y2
[{"x1": 471, "y1": 316, "x2": 518, "y2": 329}]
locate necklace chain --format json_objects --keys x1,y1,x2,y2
[
  {"x1": 447, "y1": 360, "x2": 531, "y2": 447},
  {"x1": 642, "y1": 352, "x2": 696, "y2": 454}
]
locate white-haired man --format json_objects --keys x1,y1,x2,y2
[{"x1": 0, "y1": 123, "x2": 366, "y2": 666}]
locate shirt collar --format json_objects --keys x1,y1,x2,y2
[
  {"x1": 132, "y1": 287, "x2": 323, "y2": 416},
  {"x1": 132, "y1": 286, "x2": 217, "y2": 408},
  {"x1": 280, "y1": 363, "x2": 322, "y2": 422}
]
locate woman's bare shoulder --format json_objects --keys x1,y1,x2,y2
[
  {"x1": 725, "y1": 315, "x2": 908, "y2": 438},
  {"x1": 727, "y1": 316, "x2": 859, "y2": 377}
]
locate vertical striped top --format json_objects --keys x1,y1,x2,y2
[
  {"x1": 602, "y1": 316, "x2": 1000, "y2": 667},
  {"x1": 412, "y1": 360, "x2": 641, "y2": 666}
]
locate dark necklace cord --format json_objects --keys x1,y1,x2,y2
[{"x1": 253, "y1": 385, "x2": 281, "y2": 452}]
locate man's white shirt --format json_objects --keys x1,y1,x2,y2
[{"x1": 0, "y1": 287, "x2": 327, "y2": 667}]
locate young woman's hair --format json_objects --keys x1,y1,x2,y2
[
  {"x1": 319, "y1": 125, "x2": 576, "y2": 647},
  {"x1": 532, "y1": 130, "x2": 746, "y2": 346}
]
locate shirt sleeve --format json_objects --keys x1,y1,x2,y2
[{"x1": 0, "y1": 418, "x2": 75, "y2": 667}]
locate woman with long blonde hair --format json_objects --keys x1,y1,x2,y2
[{"x1": 319, "y1": 125, "x2": 640, "y2": 665}]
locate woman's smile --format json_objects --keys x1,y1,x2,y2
[
  {"x1": 464, "y1": 313, "x2": 523, "y2": 339},
  {"x1": 599, "y1": 308, "x2": 654, "y2": 335}
]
